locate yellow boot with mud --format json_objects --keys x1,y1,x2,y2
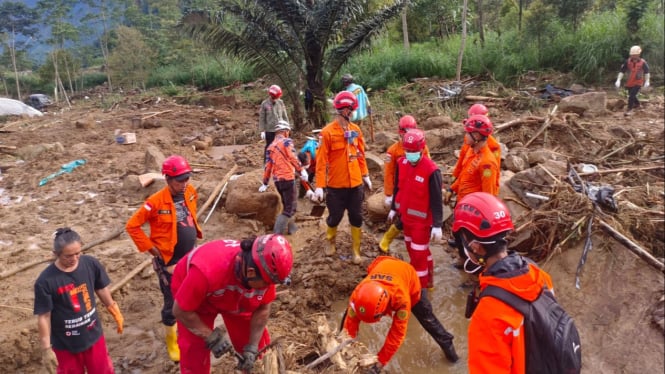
[
  {"x1": 326, "y1": 226, "x2": 337, "y2": 256},
  {"x1": 379, "y1": 224, "x2": 401, "y2": 253},
  {"x1": 165, "y1": 324, "x2": 180, "y2": 362},
  {"x1": 351, "y1": 226, "x2": 362, "y2": 264}
]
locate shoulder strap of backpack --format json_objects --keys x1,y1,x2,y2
[{"x1": 480, "y1": 285, "x2": 533, "y2": 316}]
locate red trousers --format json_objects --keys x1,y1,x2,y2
[
  {"x1": 53, "y1": 336, "x2": 114, "y2": 374},
  {"x1": 178, "y1": 312, "x2": 270, "y2": 374},
  {"x1": 402, "y1": 221, "x2": 434, "y2": 289}
]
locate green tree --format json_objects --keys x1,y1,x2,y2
[
  {"x1": 546, "y1": 0, "x2": 592, "y2": 30},
  {"x1": 0, "y1": 1, "x2": 39, "y2": 99},
  {"x1": 524, "y1": 0, "x2": 556, "y2": 61},
  {"x1": 180, "y1": 0, "x2": 407, "y2": 129},
  {"x1": 107, "y1": 26, "x2": 156, "y2": 90}
]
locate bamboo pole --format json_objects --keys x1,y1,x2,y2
[
  {"x1": 196, "y1": 164, "x2": 238, "y2": 221},
  {"x1": 578, "y1": 164, "x2": 663, "y2": 177},
  {"x1": 597, "y1": 218, "x2": 664, "y2": 273}
]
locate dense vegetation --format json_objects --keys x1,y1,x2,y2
[{"x1": 1, "y1": 0, "x2": 663, "y2": 124}]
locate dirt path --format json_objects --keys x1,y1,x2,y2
[{"x1": 0, "y1": 83, "x2": 663, "y2": 373}]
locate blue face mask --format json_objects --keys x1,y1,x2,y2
[{"x1": 405, "y1": 151, "x2": 421, "y2": 163}]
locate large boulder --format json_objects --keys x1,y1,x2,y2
[
  {"x1": 508, "y1": 159, "x2": 567, "y2": 209},
  {"x1": 558, "y1": 91, "x2": 608, "y2": 116},
  {"x1": 225, "y1": 169, "x2": 281, "y2": 227},
  {"x1": 365, "y1": 192, "x2": 390, "y2": 223}
]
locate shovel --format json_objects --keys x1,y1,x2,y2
[{"x1": 301, "y1": 180, "x2": 326, "y2": 217}]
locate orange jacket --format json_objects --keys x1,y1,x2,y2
[
  {"x1": 315, "y1": 119, "x2": 368, "y2": 189},
  {"x1": 468, "y1": 253, "x2": 554, "y2": 374},
  {"x1": 450, "y1": 144, "x2": 499, "y2": 201},
  {"x1": 383, "y1": 141, "x2": 430, "y2": 197},
  {"x1": 263, "y1": 134, "x2": 303, "y2": 184},
  {"x1": 452, "y1": 135, "x2": 501, "y2": 186},
  {"x1": 344, "y1": 256, "x2": 421, "y2": 366},
  {"x1": 125, "y1": 184, "x2": 202, "y2": 264}
]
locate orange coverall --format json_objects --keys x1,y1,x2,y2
[
  {"x1": 315, "y1": 119, "x2": 368, "y2": 189},
  {"x1": 452, "y1": 135, "x2": 501, "y2": 188},
  {"x1": 450, "y1": 144, "x2": 499, "y2": 201},
  {"x1": 383, "y1": 141, "x2": 430, "y2": 198}
]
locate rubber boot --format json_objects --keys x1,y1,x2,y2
[
  {"x1": 273, "y1": 214, "x2": 289, "y2": 235},
  {"x1": 379, "y1": 224, "x2": 401, "y2": 253},
  {"x1": 326, "y1": 226, "x2": 337, "y2": 256},
  {"x1": 351, "y1": 226, "x2": 362, "y2": 264},
  {"x1": 287, "y1": 217, "x2": 298, "y2": 235},
  {"x1": 165, "y1": 324, "x2": 180, "y2": 362}
]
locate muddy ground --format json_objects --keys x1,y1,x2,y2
[{"x1": 0, "y1": 79, "x2": 663, "y2": 373}]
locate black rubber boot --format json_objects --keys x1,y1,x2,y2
[{"x1": 411, "y1": 291, "x2": 460, "y2": 363}]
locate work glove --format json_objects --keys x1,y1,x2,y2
[
  {"x1": 644, "y1": 74, "x2": 650, "y2": 88},
  {"x1": 615, "y1": 79, "x2": 621, "y2": 88},
  {"x1": 313, "y1": 188, "x2": 324, "y2": 203},
  {"x1": 205, "y1": 327, "x2": 233, "y2": 358},
  {"x1": 260, "y1": 132, "x2": 266, "y2": 140},
  {"x1": 305, "y1": 190, "x2": 315, "y2": 200},
  {"x1": 430, "y1": 227, "x2": 443, "y2": 241},
  {"x1": 258, "y1": 184, "x2": 269, "y2": 193},
  {"x1": 384, "y1": 195, "x2": 393, "y2": 207},
  {"x1": 362, "y1": 176, "x2": 372, "y2": 191},
  {"x1": 42, "y1": 347, "x2": 58, "y2": 374},
  {"x1": 443, "y1": 189, "x2": 454, "y2": 205},
  {"x1": 236, "y1": 344, "x2": 258, "y2": 371},
  {"x1": 300, "y1": 169, "x2": 309, "y2": 182},
  {"x1": 106, "y1": 302, "x2": 124, "y2": 334},
  {"x1": 387, "y1": 210, "x2": 397, "y2": 222}
]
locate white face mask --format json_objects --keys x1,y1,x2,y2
[{"x1": 463, "y1": 246, "x2": 484, "y2": 274}]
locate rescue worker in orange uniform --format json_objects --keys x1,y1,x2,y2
[
  {"x1": 343, "y1": 256, "x2": 458, "y2": 373},
  {"x1": 445, "y1": 115, "x2": 500, "y2": 272},
  {"x1": 172, "y1": 234, "x2": 293, "y2": 374},
  {"x1": 259, "y1": 120, "x2": 308, "y2": 235},
  {"x1": 379, "y1": 115, "x2": 431, "y2": 253},
  {"x1": 388, "y1": 129, "x2": 443, "y2": 292},
  {"x1": 126, "y1": 155, "x2": 203, "y2": 362},
  {"x1": 615, "y1": 45, "x2": 650, "y2": 115},
  {"x1": 312, "y1": 91, "x2": 372, "y2": 264},
  {"x1": 453, "y1": 192, "x2": 554, "y2": 373}
]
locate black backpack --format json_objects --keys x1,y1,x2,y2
[{"x1": 480, "y1": 285, "x2": 582, "y2": 374}]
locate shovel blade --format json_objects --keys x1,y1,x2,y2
[{"x1": 310, "y1": 204, "x2": 326, "y2": 217}]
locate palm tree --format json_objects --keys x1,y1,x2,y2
[{"x1": 179, "y1": 0, "x2": 406, "y2": 129}]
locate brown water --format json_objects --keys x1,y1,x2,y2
[{"x1": 331, "y1": 238, "x2": 472, "y2": 373}]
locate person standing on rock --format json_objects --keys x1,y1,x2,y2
[
  {"x1": 388, "y1": 129, "x2": 443, "y2": 295},
  {"x1": 259, "y1": 120, "x2": 308, "y2": 234},
  {"x1": 125, "y1": 155, "x2": 202, "y2": 362},
  {"x1": 259, "y1": 84, "x2": 289, "y2": 162},
  {"x1": 171, "y1": 234, "x2": 293, "y2": 374},
  {"x1": 343, "y1": 256, "x2": 459, "y2": 373},
  {"x1": 34, "y1": 227, "x2": 124, "y2": 374},
  {"x1": 341, "y1": 74, "x2": 371, "y2": 126},
  {"x1": 615, "y1": 45, "x2": 650, "y2": 116},
  {"x1": 379, "y1": 115, "x2": 430, "y2": 253},
  {"x1": 445, "y1": 115, "x2": 500, "y2": 272},
  {"x1": 312, "y1": 91, "x2": 372, "y2": 265}
]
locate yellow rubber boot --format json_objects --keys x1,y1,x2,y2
[
  {"x1": 326, "y1": 226, "x2": 337, "y2": 256},
  {"x1": 165, "y1": 324, "x2": 180, "y2": 362},
  {"x1": 379, "y1": 224, "x2": 401, "y2": 253},
  {"x1": 351, "y1": 226, "x2": 362, "y2": 264}
]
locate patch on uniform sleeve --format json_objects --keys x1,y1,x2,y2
[
  {"x1": 348, "y1": 307, "x2": 357, "y2": 318},
  {"x1": 144, "y1": 202, "x2": 153, "y2": 211},
  {"x1": 396, "y1": 309, "x2": 409, "y2": 321},
  {"x1": 482, "y1": 167, "x2": 493, "y2": 178}
]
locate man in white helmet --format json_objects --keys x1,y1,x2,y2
[{"x1": 615, "y1": 45, "x2": 650, "y2": 116}]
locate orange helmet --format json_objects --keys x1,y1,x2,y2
[
  {"x1": 350, "y1": 281, "x2": 390, "y2": 323},
  {"x1": 268, "y1": 85, "x2": 282, "y2": 99},
  {"x1": 398, "y1": 115, "x2": 418, "y2": 135},
  {"x1": 333, "y1": 91, "x2": 358, "y2": 110},
  {"x1": 468, "y1": 103, "x2": 489, "y2": 117}
]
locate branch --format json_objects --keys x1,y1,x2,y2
[
  {"x1": 109, "y1": 258, "x2": 153, "y2": 294},
  {"x1": 597, "y1": 218, "x2": 664, "y2": 273},
  {"x1": 304, "y1": 338, "x2": 356, "y2": 369}
]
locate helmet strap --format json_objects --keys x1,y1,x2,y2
[{"x1": 240, "y1": 251, "x2": 263, "y2": 288}]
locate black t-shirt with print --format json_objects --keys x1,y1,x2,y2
[
  {"x1": 33, "y1": 255, "x2": 110, "y2": 353},
  {"x1": 171, "y1": 192, "x2": 197, "y2": 265}
]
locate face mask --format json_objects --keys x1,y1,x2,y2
[
  {"x1": 463, "y1": 243, "x2": 483, "y2": 274},
  {"x1": 405, "y1": 151, "x2": 421, "y2": 163}
]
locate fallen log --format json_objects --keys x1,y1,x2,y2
[
  {"x1": 196, "y1": 164, "x2": 238, "y2": 221},
  {"x1": 494, "y1": 116, "x2": 544, "y2": 133},
  {"x1": 597, "y1": 218, "x2": 664, "y2": 273},
  {"x1": 109, "y1": 258, "x2": 152, "y2": 294},
  {"x1": 578, "y1": 164, "x2": 663, "y2": 177},
  {"x1": 463, "y1": 95, "x2": 505, "y2": 102}
]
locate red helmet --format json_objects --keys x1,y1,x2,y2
[
  {"x1": 268, "y1": 85, "x2": 282, "y2": 99},
  {"x1": 452, "y1": 192, "x2": 514, "y2": 238},
  {"x1": 333, "y1": 91, "x2": 358, "y2": 110},
  {"x1": 162, "y1": 155, "x2": 192, "y2": 177},
  {"x1": 464, "y1": 114, "x2": 493, "y2": 137},
  {"x1": 350, "y1": 281, "x2": 390, "y2": 323},
  {"x1": 252, "y1": 234, "x2": 293, "y2": 284},
  {"x1": 398, "y1": 115, "x2": 418, "y2": 134},
  {"x1": 402, "y1": 128, "x2": 426, "y2": 152},
  {"x1": 468, "y1": 103, "x2": 489, "y2": 117}
]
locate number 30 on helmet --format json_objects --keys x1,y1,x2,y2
[{"x1": 452, "y1": 192, "x2": 514, "y2": 239}]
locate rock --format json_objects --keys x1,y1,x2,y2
[
  {"x1": 606, "y1": 98, "x2": 626, "y2": 112},
  {"x1": 504, "y1": 154, "x2": 527, "y2": 172},
  {"x1": 225, "y1": 169, "x2": 281, "y2": 227},
  {"x1": 424, "y1": 127, "x2": 460, "y2": 151},
  {"x1": 363, "y1": 152, "x2": 384, "y2": 174},
  {"x1": 144, "y1": 145, "x2": 165, "y2": 173},
  {"x1": 527, "y1": 149, "x2": 564, "y2": 165},
  {"x1": 365, "y1": 192, "x2": 390, "y2": 223},
  {"x1": 15, "y1": 142, "x2": 65, "y2": 160},
  {"x1": 559, "y1": 91, "x2": 608, "y2": 116},
  {"x1": 508, "y1": 159, "x2": 567, "y2": 209},
  {"x1": 421, "y1": 115, "x2": 455, "y2": 130}
]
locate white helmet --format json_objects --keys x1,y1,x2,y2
[
  {"x1": 275, "y1": 120, "x2": 291, "y2": 132},
  {"x1": 629, "y1": 45, "x2": 642, "y2": 55}
]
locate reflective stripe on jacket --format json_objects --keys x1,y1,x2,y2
[
  {"x1": 394, "y1": 157, "x2": 439, "y2": 225},
  {"x1": 125, "y1": 184, "x2": 202, "y2": 264},
  {"x1": 344, "y1": 256, "x2": 421, "y2": 366},
  {"x1": 383, "y1": 141, "x2": 431, "y2": 198},
  {"x1": 315, "y1": 119, "x2": 368, "y2": 189}
]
